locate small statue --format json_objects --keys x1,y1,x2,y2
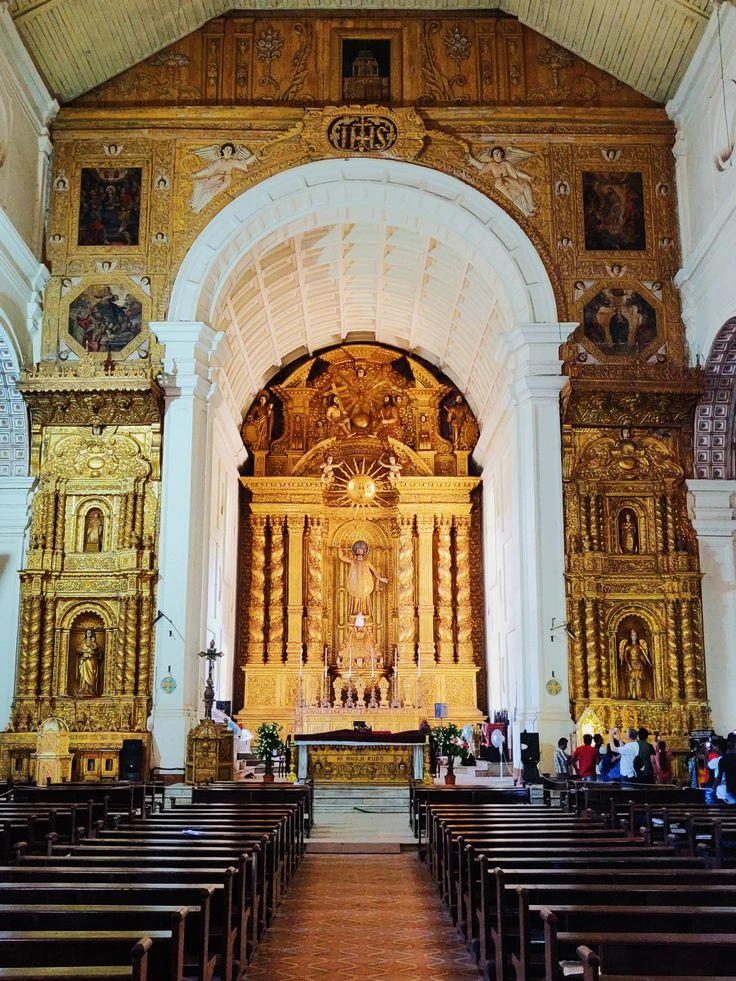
[
  {"x1": 378, "y1": 677, "x2": 389, "y2": 705},
  {"x1": 325, "y1": 393, "x2": 352, "y2": 436},
  {"x1": 245, "y1": 392, "x2": 274, "y2": 450},
  {"x1": 618, "y1": 627, "x2": 652, "y2": 700},
  {"x1": 84, "y1": 508, "x2": 104, "y2": 552},
  {"x1": 619, "y1": 510, "x2": 639, "y2": 554},
  {"x1": 445, "y1": 393, "x2": 470, "y2": 448},
  {"x1": 320, "y1": 454, "x2": 342, "y2": 486},
  {"x1": 378, "y1": 454, "x2": 402, "y2": 487},
  {"x1": 77, "y1": 627, "x2": 102, "y2": 695}
]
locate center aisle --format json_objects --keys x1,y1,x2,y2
[{"x1": 248, "y1": 853, "x2": 482, "y2": 980}]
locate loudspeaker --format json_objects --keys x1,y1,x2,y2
[
  {"x1": 120, "y1": 739, "x2": 144, "y2": 781},
  {"x1": 215, "y1": 700, "x2": 231, "y2": 716},
  {"x1": 520, "y1": 730, "x2": 540, "y2": 765}
]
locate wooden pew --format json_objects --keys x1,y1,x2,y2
[
  {"x1": 0, "y1": 879, "x2": 223, "y2": 981},
  {"x1": 576, "y1": 943, "x2": 736, "y2": 981},
  {"x1": 0, "y1": 936, "x2": 151, "y2": 981},
  {"x1": 189, "y1": 783, "x2": 313, "y2": 836},
  {"x1": 411, "y1": 785, "x2": 532, "y2": 843},
  {"x1": 541, "y1": 910, "x2": 736, "y2": 981},
  {"x1": 515, "y1": 896, "x2": 736, "y2": 980},
  {"x1": 0, "y1": 927, "x2": 182, "y2": 981}
]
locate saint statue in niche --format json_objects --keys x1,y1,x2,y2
[
  {"x1": 242, "y1": 391, "x2": 274, "y2": 450},
  {"x1": 338, "y1": 540, "x2": 387, "y2": 616},
  {"x1": 445, "y1": 394, "x2": 470, "y2": 448},
  {"x1": 618, "y1": 510, "x2": 639, "y2": 554},
  {"x1": 84, "y1": 508, "x2": 104, "y2": 552},
  {"x1": 77, "y1": 627, "x2": 102, "y2": 695},
  {"x1": 618, "y1": 625, "x2": 652, "y2": 701}
]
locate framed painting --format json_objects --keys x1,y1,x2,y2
[
  {"x1": 67, "y1": 283, "x2": 144, "y2": 354},
  {"x1": 77, "y1": 167, "x2": 142, "y2": 247},
  {"x1": 582, "y1": 171, "x2": 646, "y2": 251},
  {"x1": 582, "y1": 287, "x2": 657, "y2": 356}
]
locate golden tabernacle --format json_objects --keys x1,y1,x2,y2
[{"x1": 235, "y1": 344, "x2": 485, "y2": 738}]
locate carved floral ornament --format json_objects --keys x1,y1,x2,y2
[
  {"x1": 47, "y1": 433, "x2": 151, "y2": 479},
  {"x1": 574, "y1": 429, "x2": 684, "y2": 482}
]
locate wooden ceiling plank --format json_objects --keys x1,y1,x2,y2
[{"x1": 633, "y1": 10, "x2": 686, "y2": 101}]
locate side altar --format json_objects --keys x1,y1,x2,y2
[
  {"x1": 293, "y1": 728, "x2": 428, "y2": 784},
  {"x1": 234, "y1": 345, "x2": 486, "y2": 740}
]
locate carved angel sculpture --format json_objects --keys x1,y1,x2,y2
[
  {"x1": 618, "y1": 628, "x2": 652, "y2": 701},
  {"x1": 189, "y1": 142, "x2": 257, "y2": 213},
  {"x1": 467, "y1": 145, "x2": 537, "y2": 216}
]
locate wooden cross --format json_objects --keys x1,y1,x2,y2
[{"x1": 198, "y1": 639, "x2": 223, "y2": 720}]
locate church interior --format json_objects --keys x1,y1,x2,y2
[{"x1": 1, "y1": 0, "x2": 736, "y2": 977}]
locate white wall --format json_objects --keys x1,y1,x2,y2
[{"x1": 669, "y1": 3, "x2": 736, "y2": 362}]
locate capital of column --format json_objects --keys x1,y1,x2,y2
[
  {"x1": 504, "y1": 322, "x2": 574, "y2": 402},
  {"x1": 687, "y1": 479, "x2": 736, "y2": 536},
  {"x1": 151, "y1": 321, "x2": 219, "y2": 401}
]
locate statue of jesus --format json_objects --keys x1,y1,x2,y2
[{"x1": 338, "y1": 540, "x2": 387, "y2": 616}]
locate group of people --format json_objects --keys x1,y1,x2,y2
[
  {"x1": 554, "y1": 727, "x2": 676, "y2": 785},
  {"x1": 687, "y1": 734, "x2": 736, "y2": 804}
]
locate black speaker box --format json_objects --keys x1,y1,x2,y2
[
  {"x1": 520, "y1": 730, "x2": 540, "y2": 765},
  {"x1": 120, "y1": 739, "x2": 144, "y2": 781}
]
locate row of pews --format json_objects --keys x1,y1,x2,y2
[
  {"x1": 421, "y1": 782, "x2": 736, "y2": 980},
  {"x1": 0, "y1": 780, "x2": 310, "y2": 980}
]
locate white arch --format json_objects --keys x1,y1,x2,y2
[
  {"x1": 168, "y1": 158, "x2": 559, "y2": 422},
  {"x1": 157, "y1": 157, "x2": 569, "y2": 773}
]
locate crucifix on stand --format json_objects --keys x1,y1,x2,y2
[{"x1": 198, "y1": 639, "x2": 223, "y2": 720}]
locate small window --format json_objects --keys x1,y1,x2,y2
[{"x1": 87, "y1": 758, "x2": 96, "y2": 771}]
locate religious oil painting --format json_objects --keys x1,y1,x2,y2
[
  {"x1": 342, "y1": 39, "x2": 390, "y2": 101},
  {"x1": 583, "y1": 288, "x2": 657, "y2": 356},
  {"x1": 77, "y1": 167, "x2": 142, "y2": 246},
  {"x1": 68, "y1": 284, "x2": 143, "y2": 353},
  {"x1": 582, "y1": 171, "x2": 646, "y2": 251}
]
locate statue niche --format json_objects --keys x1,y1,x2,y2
[
  {"x1": 618, "y1": 508, "x2": 639, "y2": 554},
  {"x1": 69, "y1": 617, "x2": 105, "y2": 696},
  {"x1": 616, "y1": 617, "x2": 654, "y2": 701},
  {"x1": 83, "y1": 507, "x2": 104, "y2": 552}
]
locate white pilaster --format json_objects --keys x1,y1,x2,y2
[
  {"x1": 506, "y1": 323, "x2": 573, "y2": 769},
  {"x1": 0, "y1": 478, "x2": 33, "y2": 729},
  {"x1": 149, "y1": 321, "x2": 219, "y2": 771},
  {"x1": 687, "y1": 479, "x2": 736, "y2": 735}
]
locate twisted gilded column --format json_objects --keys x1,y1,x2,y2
[
  {"x1": 454, "y1": 515, "x2": 474, "y2": 665},
  {"x1": 596, "y1": 600, "x2": 609, "y2": 696},
  {"x1": 435, "y1": 515, "x2": 453, "y2": 663},
  {"x1": 137, "y1": 593, "x2": 153, "y2": 697},
  {"x1": 25, "y1": 594, "x2": 42, "y2": 698},
  {"x1": 249, "y1": 514, "x2": 267, "y2": 663},
  {"x1": 115, "y1": 598, "x2": 129, "y2": 693},
  {"x1": 681, "y1": 596, "x2": 697, "y2": 699},
  {"x1": 124, "y1": 594, "x2": 138, "y2": 693},
  {"x1": 665, "y1": 599, "x2": 682, "y2": 701},
  {"x1": 584, "y1": 597, "x2": 600, "y2": 698},
  {"x1": 589, "y1": 492, "x2": 601, "y2": 551},
  {"x1": 569, "y1": 598, "x2": 587, "y2": 699},
  {"x1": 690, "y1": 598, "x2": 706, "y2": 699},
  {"x1": 39, "y1": 598, "x2": 55, "y2": 697},
  {"x1": 285, "y1": 513, "x2": 305, "y2": 663},
  {"x1": 664, "y1": 494, "x2": 677, "y2": 553},
  {"x1": 415, "y1": 514, "x2": 435, "y2": 664},
  {"x1": 396, "y1": 515, "x2": 415, "y2": 668},
  {"x1": 267, "y1": 515, "x2": 285, "y2": 662},
  {"x1": 305, "y1": 516, "x2": 323, "y2": 663}
]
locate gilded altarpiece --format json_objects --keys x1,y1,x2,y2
[
  {"x1": 0, "y1": 357, "x2": 163, "y2": 781},
  {"x1": 561, "y1": 364, "x2": 708, "y2": 741},
  {"x1": 235, "y1": 345, "x2": 484, "y2": 736}
]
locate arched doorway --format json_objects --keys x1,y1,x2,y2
[{"x1": 152, "y1": 157, "x2": 575, "y2": 769}]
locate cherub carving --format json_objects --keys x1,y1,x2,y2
[
  {"x1": 189, "y1": 142, "x2": 258, "y2": 213},
  {"x1": 467, "y1": 145, "x2": 537, "y2": 216}
]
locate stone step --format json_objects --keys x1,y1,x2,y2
[{"x1": 313, "y1": 783, "x2": 409, "y2": 814}]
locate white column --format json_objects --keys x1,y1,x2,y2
[
  {"x1": 149, "y1": 321, "x2": 219, "y2": 771},
  {"x1": 0, "y1": 478, "x2": 32, "y2": 729},
  {"x1": 507, "y1": 323, "x2": 574, "y2": 769},
  {"x1": 687, "y1": 480, "x2": 736, "y2": 735}
]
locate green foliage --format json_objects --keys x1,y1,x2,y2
[
  {"x1": 254, "y1": 721, "x2": 284, "y2": 763},
  {"x1": 432, "y1": 722, "x2": 472, "y2": 771}
]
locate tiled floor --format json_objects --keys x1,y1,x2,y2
[{"x1": 248, "y1": 853, "x2": 481, "y2": 980}]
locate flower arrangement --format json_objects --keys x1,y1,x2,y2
[
  {"x1": 254, "y1": 721, "x2": 285, "y2": 778},
  {"x1": 432, "y1": 722, "x2": 472, "y2": 775}
]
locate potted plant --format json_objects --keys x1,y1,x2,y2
[
  {"x1": 255, "y1": 721, "x2": 284, "y2": 783},
  {"x1": 432, "y1": 722, "x2": 472, "y2": 785}
]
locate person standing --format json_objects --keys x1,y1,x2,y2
[
  {"x1": 717, "y1": 738, "x2": 736, "y2": 805},
  {"x1": 554, "y1": 737, "x2": 571, "y2": 777},
  {"x1": 571, "y1": 733, "x2": 598, "y2": 781},
  {"x1": 636, "y1": 727, "x2": 656, "y2": 783},
  {"x1": 609, "y1": 727, "x2": 639, "y2": 783},
  {"x1": 652, "y1": 739, "x2": 673, "y2": 784}
]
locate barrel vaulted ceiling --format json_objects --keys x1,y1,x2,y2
[{"x1": 10, "y1": 0, "x2": 715, "y2": 105}]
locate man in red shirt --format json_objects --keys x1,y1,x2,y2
[{"x1": 571, "y1": 733, "x2": 598, "y2": 780}]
